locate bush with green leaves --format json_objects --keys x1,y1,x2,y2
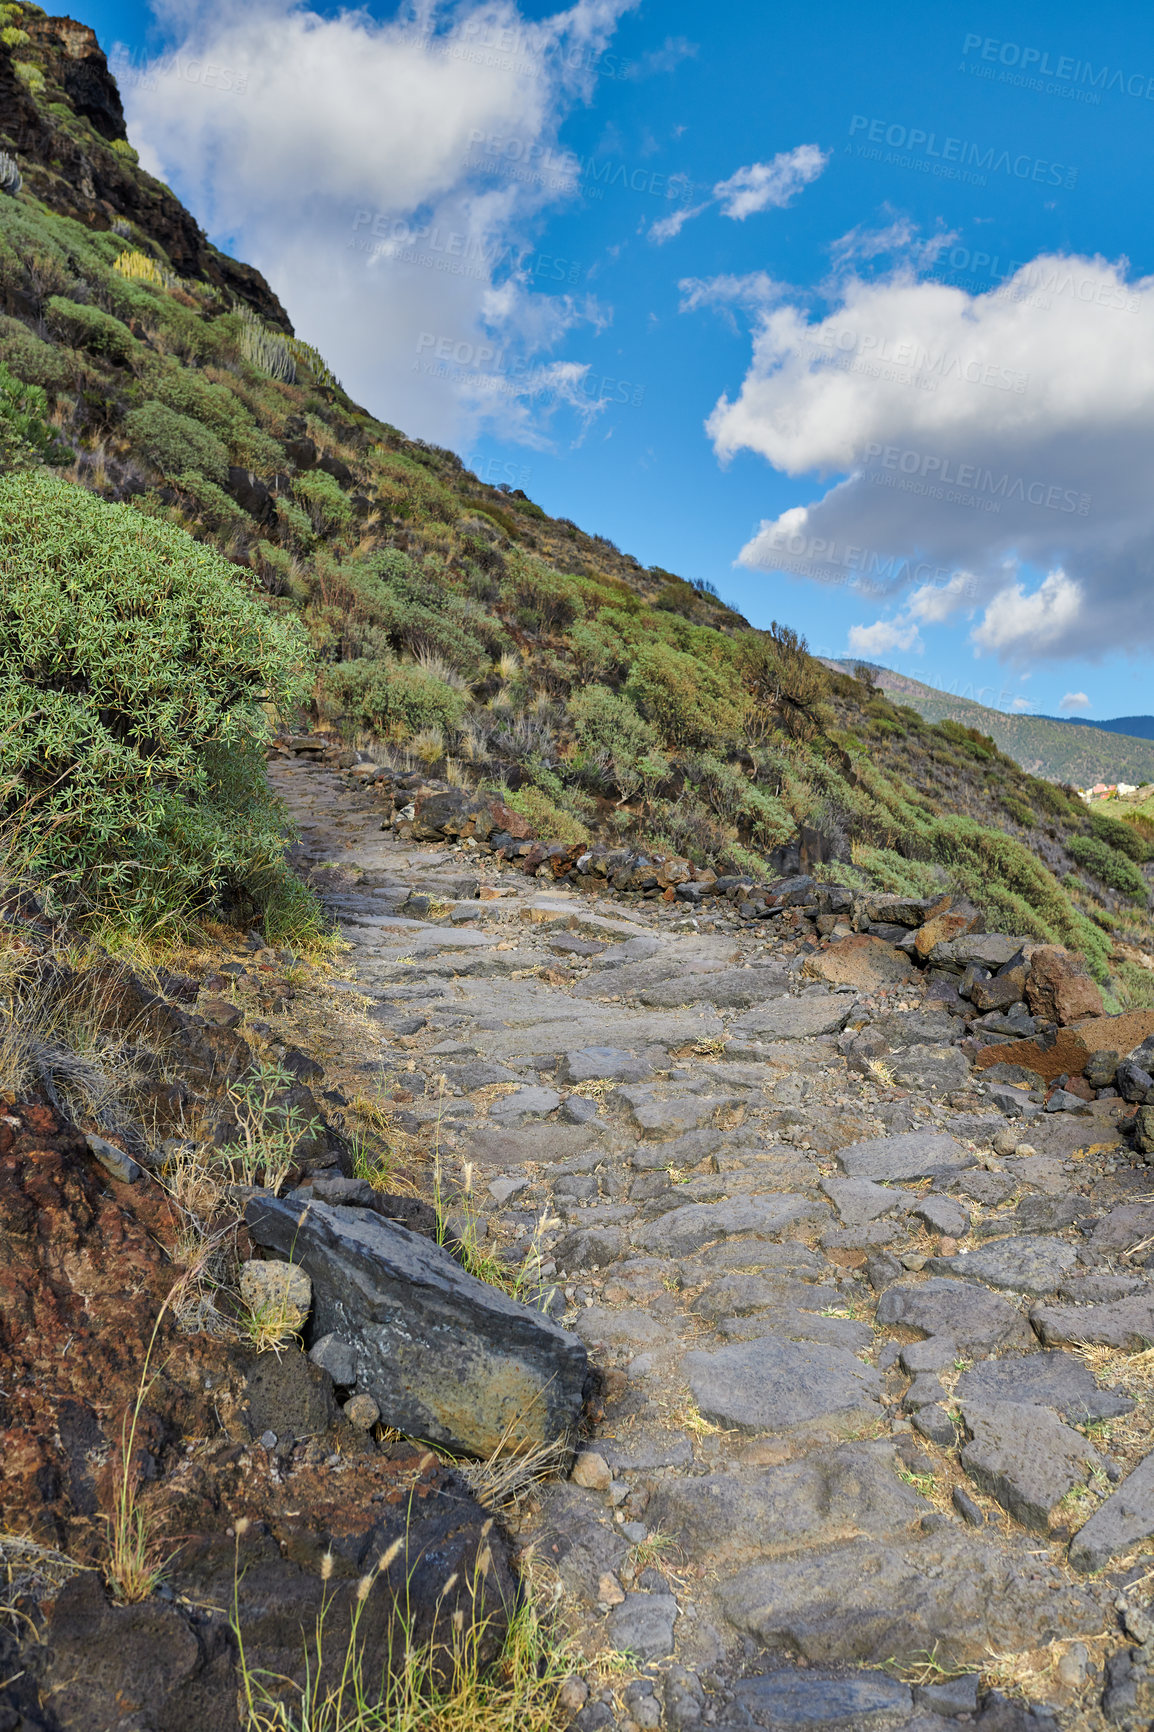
[
  {"x1": 293, "y1": 467, "x2": 352, "y2": 535},
  {"x1": 45, "y1": 295, "x2": 134, "y2": 363},
  {"x1": 0, "y1": 314, "x2": 69, "y2": 391},
  {"x1": 0, "y1": 360, "x2": 65, "y2": 466},
  {"x1": 1069, "y1": 834, "x2": 1149, "y2": 902},
  {"x1": 1089, "y1": 810, "x2": 1153, "y2": 863},
  {"x1": 0, "y1": 469, "x2": 317, "y2": 934},
  {"x1": 321, "y1": 656, "x2": 468, "y2": 737},
  {"x1": 123, "y1": 400, "x2": 228, "y2": 483},
  {"x1": 625, "y1": 641, "x2": 747, "y2": 749}
]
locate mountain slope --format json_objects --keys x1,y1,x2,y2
[
  {"x1": 825, "y1": 661, "x2": 1154, "y2": 786},
  {"x1": 1, "y1": 5, "x2": 1152, "y2": 1004}
]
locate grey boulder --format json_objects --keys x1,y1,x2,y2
[
  {"x1": 729, "y1": 1669, "x2": 913, "y2": 1728},
  {"x1": 246, "y1": 1194, "x2": 588, "y2": 1458},
  {"x1": 959, "y1": 1400, "x2": 1101, "y2": 1532},
  {"x1": 929, "y1": 1235, "x2": 1078, "y2": 1297}
]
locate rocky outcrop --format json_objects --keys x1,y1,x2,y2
[{"x1": 0, "y1": 22, "x2": 289, "y2": 325}]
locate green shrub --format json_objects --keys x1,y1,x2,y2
[
  {"x1": 504, "y1": 785, "x2": 589, "y2": 845},
  {"x1": 293, "y1": 468, "x2": 352, "y2": 535},
  {"x1": 1068, "y1": 834, "x2": 1149, "y2": 902},
  {"x1": 569, "y1": 683, "x2": 641, "y2": 749},
  {"x1": 45, "y1": 295, "x2": 134, "y2": 363},
  {"x1": 342, "y1": 550, "x2": 498, "y2": 678},
  {"x1": 999, "y1": 793, "x2": 1035, "y2": 828},
  {"x1": 625, "y1": 642, "x2": 747, "y2": 748},
  {"x1": 0, "y1": 314, "x2": 71, "y2": 391},
  {"x1": 123, "y1": 400, "x2": 228, "y2": 482},
  {"x1": 0, "y1": 469, "x2": 315, "y2": 932},
  {"x1": 737, "y1": 622, "x2": 829, "y2": 740},
  {"x1": 1089, "y1": 810, "x2": 1154, "y2": 863},
  {"x1": 0, "y1": 360, "x2": 65, "y2": 466},
  {"x1": 321, "y1": 657, "x2": 468, "y2": 736}
]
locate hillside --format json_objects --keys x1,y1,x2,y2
[
  {"x1": 0, "y1": 5, "x2": 1153, "y2": 1010},
  {"x1": 825, "y1": 661, "x2": 1154, "y2": 787}
]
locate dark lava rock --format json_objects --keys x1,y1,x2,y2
[
  {"x1": 725, "y1": 1667, "x2": 912, "y2": 1728},
  {"x1": 875, "y1": 1277, "x2": 1033, "y2": 1354},
  {"x1": 246, "y1": 1193, "x2": 588, "y2": 1456},
  {"x1": 955, "y1": 1350, "x2": 1134, "y2": 1424}
]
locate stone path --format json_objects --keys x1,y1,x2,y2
[{"x1": 269, "y1": 750, "x2": 1154, "y2": 1731}]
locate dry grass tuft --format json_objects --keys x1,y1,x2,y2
[{"x1": 457, "y1": 1433, "x2": 572, "y2": 1511}]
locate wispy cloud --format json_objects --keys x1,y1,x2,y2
[
  {"x1": 714, "y1": 144, "x2": 828, "y2": 219},
  {"x1": 649, "y1": 142, "x2": 827, "y2": 242}
]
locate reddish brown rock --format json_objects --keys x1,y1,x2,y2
[
  {"x1": 974, "y1": 1010, "x2": 1154, "y2": 1082},
  {"x1": 914, "y1": 901, "x2": 982, "y2": 960},
  {"x1": 490, "y1": 800, "x2": 534, "y2": 839},
  {"x1": 803, "y1": 934, "x2": 915, "y2": 992},
  {"x1": 1025, "y1": 946, "x2": 1104, "y2": 1025}
]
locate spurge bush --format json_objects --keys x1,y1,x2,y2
[{"x1": 0, "y1": 469, "x2": 316, "y2": 934}]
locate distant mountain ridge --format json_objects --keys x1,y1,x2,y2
[
  {"x1": 823, "y1": 662, "x2": 1154, "y2": 785},
  {"x1": 1054, "y1": 715, "x2": 1154, "y2": 742}
]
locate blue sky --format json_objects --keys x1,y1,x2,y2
[{"x1": 92, "y1": 0, "x2": 1154, "y2": 722}]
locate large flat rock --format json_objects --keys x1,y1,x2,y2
[
  {"x1": 875, "y1": 1277, "x2": 1034, "y2": 1354},
  {"x1": 1031, "y1": 1293, "x2": 1154, "y2": 1350},
  {"x1": 730, "y1": 990, "x2": 856, "y2": 1042},
  {"x1": 834, "y1": 1131, "x2": 975, "y2": 1184},
  {"x1": 246, "y1": 1195, "x2": 588, "y2": 1458},
  {"x1": 930, "y1": 1235, "x2": 1079, "y2": 1297},
  {"x1": 820, "y1": 1177, "x2": 916, "y2": 1230},
  {"x1": 955, "y1": 1351, "x2": 1134, "y2": 1424},
  {"x1": 634, "y1": 1194, "x2": 827, "y2": 1258},
  {"x1": 730, "y1": 1669, "x2": 913, "y2": 1729},
  {"x1": 717, "y1": 1532, "x2": 1106, "y2": 1666},
  {"x1": 647, "y1": 1441, "x2": 928, "y2": 1571},
  {"x1": 639, "y1": 964, "x2": 791, "y2": 1008},
  {"x1": 683, "y1": 1336, "x2": 882, "y2": 1436},
  {"x1": 959, "y1": 1400, "x2": 1101, "y2": 1532},
  {"x1": 1069, "y1": 1447, "x2": 1154, "y2": 1572}
]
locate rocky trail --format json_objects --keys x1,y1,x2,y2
[{"x1": 259, "y1": 741, "x2": 1154, "y2": 1732}]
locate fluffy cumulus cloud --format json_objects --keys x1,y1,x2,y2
[
  {"x1": 692, "y1": 250, "x2": 1154, "y2": 660},
  {"x1": 650, "y1": 143, "x2": 827, "y2": 242},
  {"x1": 119, "y1": 0, "x2": 632, "y2": 445},
  {"x1": 846, "y1": 617, "x2": 922, "y2": 656},
  {"x1": 1060, "y1": 691, "x2": 1092, "y2": 712}
]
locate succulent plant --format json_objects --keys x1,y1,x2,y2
[
  {"x1": 0, "y1": 150, "x2": 22, "y2": 197},
  {"x1": 238, "y1": 305, "x2": 296, "y2": 384},
  {"x1": 112, "y1": 247, "x2": 177, "y2": 290}
]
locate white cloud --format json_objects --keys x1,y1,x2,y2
[
  {"x1": 971, "y1": 570, "x2": 1083, "y2": 655},
  {"x1": 713, "y1": 145, "x2": 828, "y2": 219},
  {"x1": 906, "y1": 569, "x2": 975, "y2": 623},
  {"x1": 1010, "y1": 695, "x2": 1036, "y2": 712},
  {"x1": 625, "y1": 35, "x2": 697, "y2": 77},
  {"x1": 1059, "y1": 691, "x2": 1092, "y2": 712},
  {"x1": 695, "y1": 251, "x2": 1154, "y2": 659},
  {"x1": 649, "y1": 202, "x2": 709, "y2": 243},
  {"x1": 829, "y1": 214, "x2": 955, "y2": 273},
  {"x1": 120, "y1": 0, "x2": 632, "y2": 447},
  {"x1": 846, "y1": 618, "x2": 922, "y2": 657},
  {"x1": 649, "y1": 143, "x2": 827, "y2": 242}
]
